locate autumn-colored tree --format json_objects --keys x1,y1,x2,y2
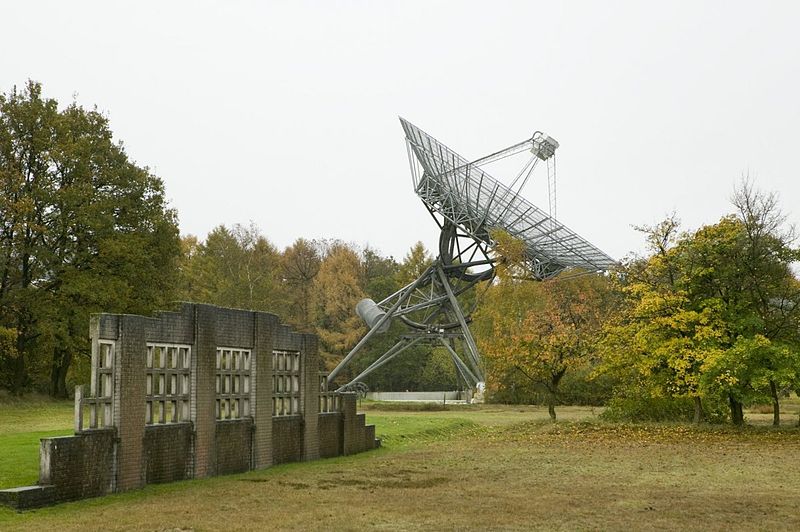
[
  {"x1": 476, "y1": 232, "x2": 614, "y2": 420},
  {"x1": 602, "y1": 184, "x2": 800, "y2": 425},
  {"x1": 280, "y1": 238, "x2": 321, "y2": 332},
  {"x1": 599, "y1": 215, "x2": 725, "y2": 423},
  {"x1": 311, "y1": 243, "x2": 367, "y2": 372},
  {"x1": 397, "y1": 241, "x2": 433, "y2": 285}
]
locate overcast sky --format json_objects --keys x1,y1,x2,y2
[{"x1": 3, "y1": 1, "x2": 799, "y2": 262}]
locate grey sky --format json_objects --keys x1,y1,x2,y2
[{"x1": 4, "y1": 1, "x2": 799, "y2": 262}]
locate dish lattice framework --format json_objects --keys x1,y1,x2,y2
[{"x1": 401, "y1": 118, "x2": 614, "y2": 279}]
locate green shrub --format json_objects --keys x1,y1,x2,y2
[
  {"x1": 601, "y1": 395, "x2": 728, "y2": 423},
  {"x1": 486, "y1": 367, "x2": 617, "y2": 406},
  {"x1": 557, "y1": 369, "x2": 617, "y2": 406}
]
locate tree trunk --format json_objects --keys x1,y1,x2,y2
[
  {"x1": 728, "y1": 393, "x2": 744, "y2": 426},
  {"x1": 769, "y1": 380, "x2": 780, "y2": 427},
  {"x1": 10, "y1": 354, "x2": 26, "y2": 396},
  {"x1": 10, "y1": 323, "x2": 28, "y2": 396},
  {"x1": 692, "y1": 396, "x2": 705, "y2": 424},
  {"x1": 50, "y1": 347, "x2": 72, "y2": 398},
  {"x1": 547, "y1": 400, "x2": 556, "y2": 422},
  {"x1": 547, "y1": 369, "x2": 566, "y2": 423}
]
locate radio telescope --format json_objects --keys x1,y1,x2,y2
[{"x1": 327, "y1": 118, "x2": 615, "y2": 392}]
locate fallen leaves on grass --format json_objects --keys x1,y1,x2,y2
[{"x1": 488, "y1": 420, "x2": 800, "y2": 449}]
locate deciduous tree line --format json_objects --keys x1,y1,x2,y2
[
  {"x1": 0, "y1": 82, "x2": 180, "y2": 396},
  {"x1": 474, "y1": 183, "x2": 800, "y2": 424},
  {"x1": 177, "y1": 228, "x2": 457, "y2": 391},
  {"x1": 3, "y1": 82, "x2": 799, "y2": 428},
  {"x1": 0, "y1": 82, "x2": 457, "y2": 396}
]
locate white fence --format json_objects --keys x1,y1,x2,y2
[{"x1": 366, "y1": 391, "x2": 469, "y2": 402}]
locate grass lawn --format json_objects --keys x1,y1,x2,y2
[
  {"x1": 2, "y1": 399, "x2": 800, "y2": 530},
  {"x1": 0, "y1": 394, "x2": 73, "y2": 489}
]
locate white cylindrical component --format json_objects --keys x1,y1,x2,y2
[{"x1": 356, "y1": 298, "x2": 390, "y2": 333}]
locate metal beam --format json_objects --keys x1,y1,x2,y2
[
  {"x1": 337, "y1": 337, "x2": 424, "y2": 391},
  {"x1": 439, "y1": 338, "x2": 479, "y2": 387},
  {"x1": 327, "y1": 263, "x2": 436, "y2": 385},
  {"x1": 435, "y1": 266, "x2": 484, "y2": 381}
]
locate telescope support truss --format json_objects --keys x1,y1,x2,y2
[{"x1": 327, "y1": 226, "x2": 493, "y2": 392}]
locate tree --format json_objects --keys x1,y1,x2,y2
[
  {"x1": 397, "y1": 241, "x2": 432, "y2": 285},
  {"x1": 602, "y1": 183, "x2": 800, "y2": 425},
  {"x1": 0, "y1": 326, "x2": 19, "y2": 391},
  {"x1": 419, "y1": 347, "x2": 459, "y2": 391},
  {"x1": 0, "y1": 81, "x2": 181, "y2": 395},
  {"x1": 700, "y1": 335, "x2": 800, "y2": 426},
  {"x1": 311, "y1": 243, "x2": 366, "y2": 373},
  {"x1": 475, "y1": 232, "x2": 614, "y2": 421},
  {"x1": 280, "y1": 238, "x2": 321, "y2": 332},
  {"x1": 360, "y1": 245, "x2": 399, "y2": 302},
  {"x1": 728, "y1": 182, "x2": 800, "y2": 425},
  {"x1": 178, "y1": 223, "x2": 284, "y2": 314},
  {"x1": 683, "y1": 184, "x2": 800, "y2": 424},
  {"x1": 347, "y1": 242, "x2": 440, "y2": 392},
  {"x1": 599, "y1": 215, "x2": 724, "y2": 423},
  {"x1": 176, "y1": 234, "x2": 203, "y2": 300}
]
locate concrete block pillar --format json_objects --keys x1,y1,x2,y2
[
  {"x1": 114, "y1": 315, "x2": 147, "y2": 491},
  {"x1": 340, "y1": 392, "x2": 358, "y2": 456},
  {"x1": 192, "y1": 304, "x2": 217, "y2": 478},
  {"x1": 301, "y1": 333, "x2": 320, "y2": 461},
  {"x1": 252, "y1": 312, "x2": 276, "y2": 469}
]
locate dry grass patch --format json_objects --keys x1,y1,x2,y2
[{"x1": 4, "y1": 411, "x2": 800, "y2": 531}]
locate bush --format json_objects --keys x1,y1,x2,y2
[
  {"x1": 557, "y1": 369, "x2": 616, "y2": 406},
  {"x1": 0, "y1": 327, "x2": 19, "y2": 391},
  {"x1": 601, "y1": 395, "x2": 728, "y2": 423},
  {"x1": 486, "y1": 367, "x2": 617, "y2": 406}
]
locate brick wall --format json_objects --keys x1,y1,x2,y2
[
  {"x1": 340, "y1": 393, "x2": 378, "y2": 455},
  {"x1": 192, "y1": 304, "x2": 218, "y2": 479},
  {"x1": 272, "y1": 416, "x2": 304, "y2": 464},
  {"x1": 301, "y1": 334, "x2": 320, "y2": 460},
  {"x1": 39, "y1": 429, "x2": 116, "y2": 503},
  {"x1": 252, "y1": 313, "x2": 277, "y2": 469},
  {"x1": 318, "y1": 413, "x2": 343, "y2": 458},
  {"x1": 0, "y1": 303, "x2": 379, "y2": 510},
  {"x1": 143, "y1": 423, "x2": 193, "y2": 484},
  {"x1": 214, "y1": 419, "x2": 253, "y2": 475},
  {"x1": 115, "y1": 314, "x2": 148, "y2": 491}
]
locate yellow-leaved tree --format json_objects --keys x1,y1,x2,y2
[
  {"x1": 475, "y1": 231, "x2": 615, "y2": 420},
  {"x1": 311, "y1": 243, "x2": 367, "y2": 374}
]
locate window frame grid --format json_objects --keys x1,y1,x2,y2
[
  {"x1": 82, "y1": 340, "x2": 115, "y2": 429},
  {"x1": 318, "y1": 373, "x2": 340, "y2": 413},
  {"x1": 272, "y1": 349, "x2": 301, "y2": 417},
  {"x1": 145, "y1": 343, "x2": 192, "y2": 425},
  {"x1": 215, "y1": 347, "x2": 252, "y2": 420}
]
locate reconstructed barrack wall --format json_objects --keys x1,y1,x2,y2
[{"x1": 0, "y1": 303, "x2": 378, "y2": 510}]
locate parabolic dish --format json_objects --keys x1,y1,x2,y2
[{"x1": 400, "y1": 118, "x2": 615, "y2": 279}]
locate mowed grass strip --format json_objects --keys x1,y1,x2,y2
[
  {"x1": 2, "y1": 406, "x2": 800, "y2": 531},
  {"x1": 0, "y1": 394, "x2": 73, "y2": 489},
  {"x1": 0, "y1": 393, "x2": 74, "y2": 433}
]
